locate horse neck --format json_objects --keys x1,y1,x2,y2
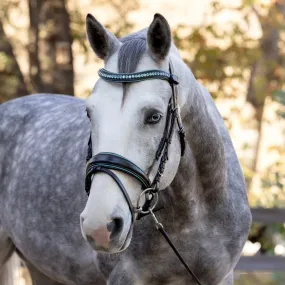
[
  {"x1": 162, "y1": 68, "x2": 227, "y2": 222},
  {"x1": 183, "y1": 70, "x2": 227, "y2": 200},
  {"x1": 157, "y1": 79, "x2": 226, "y2": 233}
]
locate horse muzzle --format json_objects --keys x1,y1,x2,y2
[{"x1": 80, "y1": 209, "x2": 133, "y2": 253}]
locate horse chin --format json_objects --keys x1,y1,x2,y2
[{"x1": 87, "y1": 240, "x2": 123, "y2": 254}]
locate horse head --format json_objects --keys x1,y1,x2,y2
[{"x1": 80, "y1": 14, "x2": 188, "y2": 253}]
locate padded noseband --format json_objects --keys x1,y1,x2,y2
[{"x1": 86, "y1": 152, "x2": 152, "y2": 220}]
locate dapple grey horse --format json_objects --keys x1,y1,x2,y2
[{"x1": 0, "y1": 13, "x2": 251, "y2": 285}]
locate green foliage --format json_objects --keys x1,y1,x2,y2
[
  {"x1": 0, "y1": 16, "x2": 28, "y2": 102},
  {"x1": 0, "y1": 0, "x2": 21, "y2": 23},
  {"x1": 261, "y1": 145, "x2": 285, "y2": 207},
  {"x1": 235, "y1": 272, "x2": 285, "y2": 285},
  {"x1": 68, "y1": 0, "x2": 140, "y2": 63},
  {"x1": 173, "y1": 0, "x2": 285, "y2": 258},
  {"x1": 92, "y1": 0, "x2": 140, "y2": 38},
  {"x1": 173, "y1": 1, "x2": 259, "y2": 99},
  {"x1": 273, "y1": 90, "x2": 285, "y2": 119},
  {"x1": 69, "y1": 8, "x2": 89, "y2": 63}
]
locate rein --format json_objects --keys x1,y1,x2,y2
[{"x1": 85, "y1": 62, "x2": 203, "y2": 285}]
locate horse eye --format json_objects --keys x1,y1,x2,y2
[{"x1": 145, "y1": 113, "x2": 162, "y2": 125}]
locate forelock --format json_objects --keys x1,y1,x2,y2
[{"x1": 118, "y1": 29, "x2": 147, "y2": 73}]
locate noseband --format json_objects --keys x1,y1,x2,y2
[
  {"x1": 85, "y1": 61, "x2": 186, "y2": 220},
  {"x1": 84, "y1": 62, "x2": 203, "y2": 285}
]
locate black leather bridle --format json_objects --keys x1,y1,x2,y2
[
  {"x1": 84, "y1": 62, "x2": 203, "y2": 285},
  {"x1": 85, "y1": 62, "x2": 186, "y2": 219}
]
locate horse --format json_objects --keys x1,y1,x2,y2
[
  {"x1": 0, "y1": 94, "x2": 106, "y2": 285},
  {"x1": 0, "y1": 13, "x2": 251, "y2": 285}
]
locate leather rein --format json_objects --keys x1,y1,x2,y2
[{"x1": 85, "y1": 62, "x2": 203, "y2": 285}]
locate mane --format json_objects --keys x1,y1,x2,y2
[{"x1": 118, "y1": 29, "x2": 147, "y2": 74}]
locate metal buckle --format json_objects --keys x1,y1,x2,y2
[{"x1": 149, "y1": 208, "x2": 164, "y2": 230}]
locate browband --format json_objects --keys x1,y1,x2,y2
[{"x1": 98, "y1": 68, "x2": 179, "y2": 85}]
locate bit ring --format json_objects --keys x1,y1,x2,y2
[{"x1": 136, "y1": 188, "x2": 159, "y2": 215}]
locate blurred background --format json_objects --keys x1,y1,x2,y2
[{"x1": 0, "y1": 0, "x2": 284, "y2": 284}]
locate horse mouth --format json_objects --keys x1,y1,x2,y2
[
  {"x1": 118, "y1": 224, "x2": 133, "y2": 252},
  {"x1": 85, "y1": 223, "x2": 133, "y2": 254}
]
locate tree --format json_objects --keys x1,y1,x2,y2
[
  {"x1": 0, "y1": 18, "x2": 28, "y2": 103},
  {"x1": 246, "y1": 1, "x2": 285, "y2": 189},
  {"x1": 173, "y1": 1, "x2": 285, "y2": 267},
  {"x1": 93, "y1": 0, "x2": 140, "y2": 38},
  {"x1": 0, "y1": 0, "x2": 74, "y2": 103},
  {"x1": 28, "y1": 0, "x2": 74, "y2": 95},
  {"x1": 173, "y1": 0, "x2": 285, "y2": 193}
]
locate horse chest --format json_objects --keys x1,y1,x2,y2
[
  {"x1": 127, "y1": 227, "x2": 232, "y2": 285},
  {"x1": 138, "y1": 275, "x2": 189, "y2": 285}
]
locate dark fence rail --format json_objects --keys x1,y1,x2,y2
[
  {"x1": 251, "y1": 208, "x2": 285, "y2": 224},
  {"x1": 235, "y1": 208, "x2": 285, "y2": 271},
  {"x1": 236, "y1": 256, "x2": 285, "y2": 271}
]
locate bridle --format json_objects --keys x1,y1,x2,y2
[
  {"x1": 85, "y1": 61, "x2": 203, "y2": 285},
  {"x1": 85, "y1": 61, "x2": 186, "y2": 219}
]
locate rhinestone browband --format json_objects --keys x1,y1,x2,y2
[{"x1": 98, "y1": 68, "x2": 179, "y2": 85}]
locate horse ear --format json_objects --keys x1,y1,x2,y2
[
  {"x1": 147, "y1": 13, "x2": 171, "y2": 61},
  {"x1": 86, "y1": 14, "x2": 120, "y2": 60}
]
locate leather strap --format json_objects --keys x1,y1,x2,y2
[
  {"x1": 98, "y1": 68, "x2": 179, "y2": 85},
  {"x1": 159, "y1": 227, "x2": 202, "y2": 284},
  {"x1": 149, "y1": 212, "x2": 203, "y2": 285},
  {"x1": 86, "y1": 166, "x2": 135, "y2": 220},
  {"x1": 169, "y1": 61, "x2": 186, "y2": 157},
  {"x1": 150, "y1": 61, "x2": 185, "y2": 188},
  {"x1": 86, "y1": 134, "x2": 92, "y2": 162},
  {"x1": 86, "y1": 153, "x2": 151, "y2": 189}
]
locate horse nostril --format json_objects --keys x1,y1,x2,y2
[
  {"x1": 108, "y1": 217, "x2": 124, "y2": 239},
  {"x1": 86, "y1": 234, "x2": 94, "y2": 244}
]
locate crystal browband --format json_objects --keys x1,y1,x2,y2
[{"x1": 98, "y1": 68, "x2": 179, "y2": 85}]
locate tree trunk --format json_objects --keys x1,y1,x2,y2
[
  {"x1": 28, "y1": 0, "x2": 74, "y2": 95},
  {"x1": 249, "y1": 105, "x2": 264, "y2": 180},
  {"x1": 246, "y1": 0, "x2": 285, "y2": 191},
  {"x1": 40, "y1": 0, "x2": 74, "y2": 95},
  {"x1": 0, "y1": 19, "x2": 28, "y2": 103},
  {"x1": 28, "y1": 0, "x2": 43, "y2": 92}
]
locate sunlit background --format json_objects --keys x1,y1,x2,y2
[{"x1": 0, "y1": 0, "x2": 284, "y2": 284}]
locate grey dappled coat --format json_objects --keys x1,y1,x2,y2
[{"x1": 0, "y1": 93, "x2": 251, "y2": 285}]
